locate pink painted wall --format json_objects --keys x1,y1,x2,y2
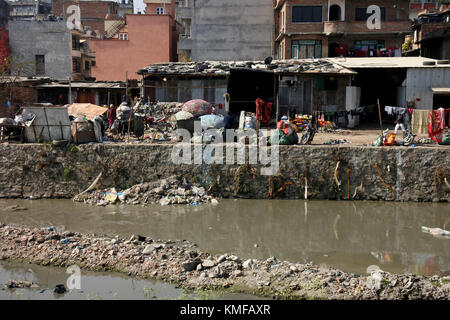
[{"x1": 91, "y1": 14, "x2": 174, "y2": 81}]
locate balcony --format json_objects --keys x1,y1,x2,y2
[
  {"x1": 178, "y1": 34, "x2": 192, "y2": 50},
  {"x1": 324, "y1": 21, "x2": 347, "y2": 35},
  {"x1": 324, "y1": 20, "x2": 411, "y2": 35},
  {"x1": 176, "y1": 0, "x2": 192, "y2": 19}
]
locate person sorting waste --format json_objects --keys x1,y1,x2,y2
[{"x1": 394, "y1": 113, "x2": 406, "y2": 136}]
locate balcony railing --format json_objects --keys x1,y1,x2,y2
[{"x1": 177, "y1": 0, "x2": 193, "y2": 8}]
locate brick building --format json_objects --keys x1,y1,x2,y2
[
  {"x1": 408, "y1": 4, "x2": 450, "y2": 60},
  {"x1": 90, "y1": 0, "x2": 179, "y2": 81},
  {"x1": 274, "y1": 0, "x2": 412, "y2": 59},
  {"x1": 52, "y1": 0, "x2": 119, "y2": 36}
]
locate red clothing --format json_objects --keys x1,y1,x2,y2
[
  {"x1": 429, "y1": 109, "x2": 445, "y2": 143},
  {"x1": 256, "y1": 98, "x2": 273, "y2": 125},
  {"x1": 108, "y1": 107, "x2": 116, "y2": 127}
]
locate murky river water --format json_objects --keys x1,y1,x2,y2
[
  {"x1": 0, "y1": 261, "x2": 263, "y2": 300},
  {"x1": 0, "y1": 199, "x2": 449, "y2": 294}
]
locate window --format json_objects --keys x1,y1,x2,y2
[
  {"x1": 84, "y1": 61, "x2": 90, "y2": 71},
  {"x1": 72, "y1": 35, "x2": 80, "y2": 50},
  {"x1": 355, "y1": 7, "x2": 386, "y2": 21},
  {"x1": 291, "y1": 40, "x2": 322, "y2": 58},
  {"x1": 354, "y1": 40, "x2": 385, "y2": 56},
  {"x1": 119, "y1": 33, "x2": 128, "y2": 40},
  {"x1": 156, "y1": 7, "x2": 165, "y2": 15},
  {"x1": 277, "y1": 44, "x2": 283, "y2": 60},
  {"x1": 35, "y1": 55, "x2": 45, "y2": 75},
  {"x1": 72, "y1": 57, "x2": 81, "y2": 73},
  {"x1": 292, "y1": 6, "x2": 322, "y2": 23}
]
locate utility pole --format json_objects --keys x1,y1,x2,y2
[{"x1": 68, "y1": 77, "x2": 72, "y2": 104}]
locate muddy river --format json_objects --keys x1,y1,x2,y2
[{"x1": 1, "y1": 199, "x2": 449, "y2": 278}]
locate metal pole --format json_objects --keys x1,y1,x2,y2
[
  {"x1": 68, "y1": 77, "x2": 72, "y2": 104},
  {"x1": 275, "y1": 75, "x2": 280, "y2": 122}
]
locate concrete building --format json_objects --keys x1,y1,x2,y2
[
  {"x1": 0, "y1": 0, "x2": 9, "y2": 29},
  {"x1": 52, "y1": 0, "x2": 119, "y2": 36},
  {"x1": 409, "y1": 0, "x2": 440, "y2": 20},
  {"x1": 408, "y1": 5, "x2": 450, "y2": 60},
  {"x1": 9, "y1": 19, "x2": 95, "y2": 81},
  {"x1": 118, "y1": 0, "x2": 133, "y2": 17},
  {"x1": 7, "y1": 0, "x2": 51, "y2": 21},
  {"x1": 90, "y1": 0, "x2": 178, "y2": 81},
  {"x1": 274, "y1": 0, "x2": 412, "y2": 59},
  {"x1": 175, "y1": 0, "x2": 273, "y2": 62}
]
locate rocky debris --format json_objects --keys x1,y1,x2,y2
[
  {"x1": 6, "y1": 280, "x2": 39, "y2": 289},
  {"x1": 1, "y1": 224, "x2": 450, "y2": 300},
  {"x1": 139, "y1": 59, "x2": 348, "y2": 77},
  {"x1": 74, "y1": 175, "x2": 218, "y2": 207}
]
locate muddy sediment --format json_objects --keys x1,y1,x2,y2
[{"x1": 1, "y1": 224, "x2": 449, "y2": 300}]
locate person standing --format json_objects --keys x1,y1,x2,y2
[
  {"x1": 108, "y1": 104, "x2": 116, "y2": 128},
  {"x1": 394, "y1": 113, "x2": 406, "y2": 136}
]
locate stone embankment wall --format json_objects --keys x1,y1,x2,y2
[{"x1": 0, "y1": 144, "x2": 449, "y2": 202}]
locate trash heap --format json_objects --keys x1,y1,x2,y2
[
  {"x1": 134, "y1": 101, "x2": 183, "y2": 118},
  {"x1": 75, "y1": 176, "x2": 218, "y2": 206},
  {"x1": 292, "y1": 115, "x2": 336, "y2": 131}
]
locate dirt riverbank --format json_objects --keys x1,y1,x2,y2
[{"x1": 1, "y1": 224, "x2": 449, "y2": 300}]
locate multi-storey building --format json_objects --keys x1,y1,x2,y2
[
  {"x1": 7, "y1": 0, "x2": 51, "y2": 21},
  {"x1": 52, "y1": 0, "x2": 119, "y2": 36},
  {"x1": 175, "y1": 0, "x2": 273, "y2": 61},
  {"x1": 9, "y1": 19, "x2": 95, "y2": 81},
  {"x1": 274, "y1": 0, "x2": 412, "y2": 59},
  {"x1": 90, "y1": 0, "x2": 179, "y2": 81}
]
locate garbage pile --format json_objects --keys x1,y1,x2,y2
[
  {"x1": 134, "y1": 101, "x2": 183, "y2": 118},
  {"x1": 75, "y1": 175, "x2": 218, "y2": 206},
  {"x1": 292, "y1": 114, "x2": 336, "y2": 131}
]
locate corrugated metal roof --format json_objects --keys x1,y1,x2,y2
[
  {"x1": 36, "y1": 82, "x2": 126, "y2": 89},
  {"x1": 139, "y1": 58, "x2": 357, "y2": 76},
  {"x1": 328, "y1": 57, "x2": 450, "y2": 69},
  {"x1": 432, "y1": 87, "x2": 450, "y2": 93}
]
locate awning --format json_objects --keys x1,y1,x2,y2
[{"x1": 432, "y1": 88, "x2": 450, "y2": 94}]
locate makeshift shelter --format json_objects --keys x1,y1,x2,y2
[
  {"x1": 21, "y1": 106, "x2": 72, "y2": 143},
  {"x1": 67, "y1": 103, "x2": 108, "y2": 119}
]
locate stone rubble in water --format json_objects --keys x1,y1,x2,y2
[
  {"x1": 74, "y1": 175, "x2": 218, "y2": 207},
  {"x1": 1, "y1": 223, "x2": 450, "y2": 300}
]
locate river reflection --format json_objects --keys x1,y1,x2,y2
[{"x1": 0, "y1": 199, "x2": 449, "y2": 276}]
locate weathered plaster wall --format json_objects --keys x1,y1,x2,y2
[
  {"x1": 9, "y1": 20, "x2": 72, "y2": 81},
  {"x1": 0, "y1": 144, "x2": 449, "y2": 202},
  {"x1": 189, "y1": 0, "x2": 273, "y2": 61}
]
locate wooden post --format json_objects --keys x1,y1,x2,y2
[
  {"x1": 377, "y1": 99, "x2": 383, "y2": 136},
  {"x1": 68, "y1": 77, "x2": 72, "y2": 104},
  {"x1": 275, "y1": 75, "x2": 280, "y2": 122}
]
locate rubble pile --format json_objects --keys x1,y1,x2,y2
[
  {"x1": 1, "y1": 224, "x2": 449, "y2": 300},
  {"x1": 74, "y1": 176, "x2": 218, "y2": 206},
  {"x1": 134, "y1": 102, "x2": 183, "y2": 118},
  {"x1": 139, "y1": 58, "x2": 350, "y2": 76}
]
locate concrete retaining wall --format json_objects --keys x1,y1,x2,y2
[{"x1": 0, "y1": 144, "x2": 449, "y2": 202}]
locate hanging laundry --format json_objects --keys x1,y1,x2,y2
[
  {"x1": 255, "y1": 98, "x2": 273, "y2": 126},
  {"x1": 428, "y1": 108, "x2": 445, "y2": 143},
  {"x1": 411, "y1": 109, "x2": 429, "y2": 134}
]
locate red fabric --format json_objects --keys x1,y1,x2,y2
[
  {"x1": 255, "y1": 98, "x2": 273, "y2": 125},
  {"x1": 428, "y1": 109, "x2": 445, "y2": 143},
  {"x1": 108, "y1": 107, "x2": 116, "y2": 127},
  {"x1": 276, "y1": 120, "x2": 290, "y2": 135}
]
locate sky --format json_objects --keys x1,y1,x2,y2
[{"x1": 132, "y1": 0, "x2": 146, "y2": 14}]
